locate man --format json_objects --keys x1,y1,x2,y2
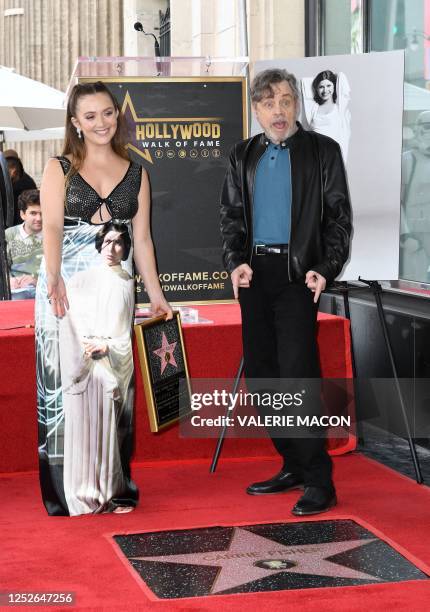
[
  {"x1": 220, "y1": 69, "x2": 351, "y2": 515},
  {"x1": 4, "y1": 149, "x2": 37, "y2": 227},
  {"x1": 6, "y1": 189, "x2": 43, "y2": 299}
]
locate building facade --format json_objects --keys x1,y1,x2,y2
[
  {"x1": 0, "y1": 0, "x2": 124, "y2": 181},
  {"x1": 2, "y1": 0, "x2": 430, "y2": 289}
]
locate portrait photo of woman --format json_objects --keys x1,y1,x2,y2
[{"x1": 301, "y1": 70, "x2": 351, "y2": 162}]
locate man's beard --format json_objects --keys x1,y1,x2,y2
[{"x1": 266, "y1": 121, "x2": 297, "y2": 143}]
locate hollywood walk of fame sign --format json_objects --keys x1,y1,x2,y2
[
  {"x1": 113, "y1": 519, "x2": 429, "y2": 599},
  {"x1": 134, "y1": 312, "x2": 191, "y2": 432},
  {"x1": 78, "y1": 75, "x2": 247, "y2": 304}
]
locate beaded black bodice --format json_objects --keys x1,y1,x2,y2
[{"x1": 56, "y1": 156, "x2": 142, "y2": 224}]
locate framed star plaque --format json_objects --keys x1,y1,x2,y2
[{"x1": 134, "y1": 312, "x2": 192, "y2": 432}]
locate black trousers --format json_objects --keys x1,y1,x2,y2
[{"x1": 239, "y1": 254, "x2": 333, "y2": 491}]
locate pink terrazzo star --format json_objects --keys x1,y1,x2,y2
[
  {"x1": 153, "y1": 332, "x2": 178, "y2": 374},
  {"x1": 131, "y1": 527, "x2": 380, "y2": 594}
]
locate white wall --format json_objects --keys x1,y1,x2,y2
[
  {"x1": 123, "y1": 0, "x2": 169, "y2": 57},
  {"x1": 170, "y1": 0, "x2": 305, "y2": 61}
]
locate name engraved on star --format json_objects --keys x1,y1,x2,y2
[
  {"x1": 153, "y1": 332, "x2": 178, "y2": 375},
  {"x1": 202, "y1": 547, "x2": 320, "y2": 561}
]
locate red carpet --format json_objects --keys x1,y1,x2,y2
[
  {"x1": 0, "y1": 300, "x2": 373, "y2": 610},
  {"x1": 1, "y1": 454, "x2": 429, "y2": 611}
]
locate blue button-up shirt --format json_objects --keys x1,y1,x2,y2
[{"x1": 253, "y1": 142, "x2": 292, "y2": 245}]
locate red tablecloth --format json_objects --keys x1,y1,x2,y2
[{"x1": 0, "y1": 300, "x2": 354, "y2": 472}]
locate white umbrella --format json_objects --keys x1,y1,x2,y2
[
  {"x1": 1, "y1": 127, "x2": 65, "y2": 142},
  {"x1": 0, "y1": 66, "x2": 66, "y2": 130}
]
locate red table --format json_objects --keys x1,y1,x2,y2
[{"x1": 0, "y1": 300, "x2": 354, "y2": 473}]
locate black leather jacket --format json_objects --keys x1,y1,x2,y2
[{"x1": 220, "y1": 123, "x2": 352, "y2": 284}]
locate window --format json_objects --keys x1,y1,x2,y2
[
  {"x1": 309, "y1": 0, "x2": 430, "y2": 290},
  {"x1": 321, "y1": 0, "x2": 364, "y2": 54}
]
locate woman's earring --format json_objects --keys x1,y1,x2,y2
[{"x1": 76, "y1": 127, "x2": 82, "y2": 139}]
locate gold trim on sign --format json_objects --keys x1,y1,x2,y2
[
  {"x1": 242, "y1": 77, "x2": 249, "y2": 139},
  {"x1": 131, "y1": 117, "x2": 222, "y2": 121},
  {"x1": 79, "y1": 76, "x2": 246, "y2": 83},
  {"x1": 134, "y1": 323, "x2": 158, "y2": 431}
]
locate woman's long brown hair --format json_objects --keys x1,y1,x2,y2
[{"x1": 62, "y1": 81, "x2": 129, "y2": 200}]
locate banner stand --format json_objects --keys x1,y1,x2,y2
[{"x1": 345, "y1": 278, "x2": 423, "y2": 484}]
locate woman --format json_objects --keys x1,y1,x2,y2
[
  {"x1": 36, "y1": 81, "x2": 172, "y2": 516},
  {"x1": 301, "y1": 70, "x2": 351, "y2": 162}
]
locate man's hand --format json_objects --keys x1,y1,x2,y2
[
  {"x1": 305, "y1": 270, "x2": 326, "y2": 303},
  {"x1": 231, "y1": 263, "x2": 253, "y2": 299}
]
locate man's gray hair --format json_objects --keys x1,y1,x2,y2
[{"x1": 250, "y1": 68, "x2": 300, "y2": 105}]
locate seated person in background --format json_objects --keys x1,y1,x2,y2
[
  {"x1": 6, "y1": 189, "x2": 43, "y2": 300},
  {"x1": 4, "y1": 149, "x2": 37, "y2": 227}
]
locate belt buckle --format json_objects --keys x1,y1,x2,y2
[{"x1": 255, "y1": 244, "x2": 265, "y2": 255}]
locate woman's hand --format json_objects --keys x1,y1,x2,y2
[
  {"x1": 47, "y1": 275, "x2": 69, "y2": 318},
  {"x1": 83, "y1": 341, "x2": 109, "y2": 358},
  {"x1": 149, "y1": 294, "x2": 173, "y2": 320},
  {"x1": 40, "y1": 159, "x2": 67, "y2": 316}
]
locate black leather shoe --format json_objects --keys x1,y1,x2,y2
[
  {"x1": 291, "y1": 486, "x2": 337, "y2": 516},
  {"x1": 247, "y1": 470, "x2": 304, "y2": 495}
]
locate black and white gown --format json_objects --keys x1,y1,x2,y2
[{"x1": 36, "y1": 156, "x2": 142, "y2": 516}]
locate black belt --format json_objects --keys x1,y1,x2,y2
[{"x1": 253, "y1": 244, "x2": 289, "y2": 255}]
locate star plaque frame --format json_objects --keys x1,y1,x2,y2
[{"x1": 134, "y1": 312, "x2": 192, "y2": 432}]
